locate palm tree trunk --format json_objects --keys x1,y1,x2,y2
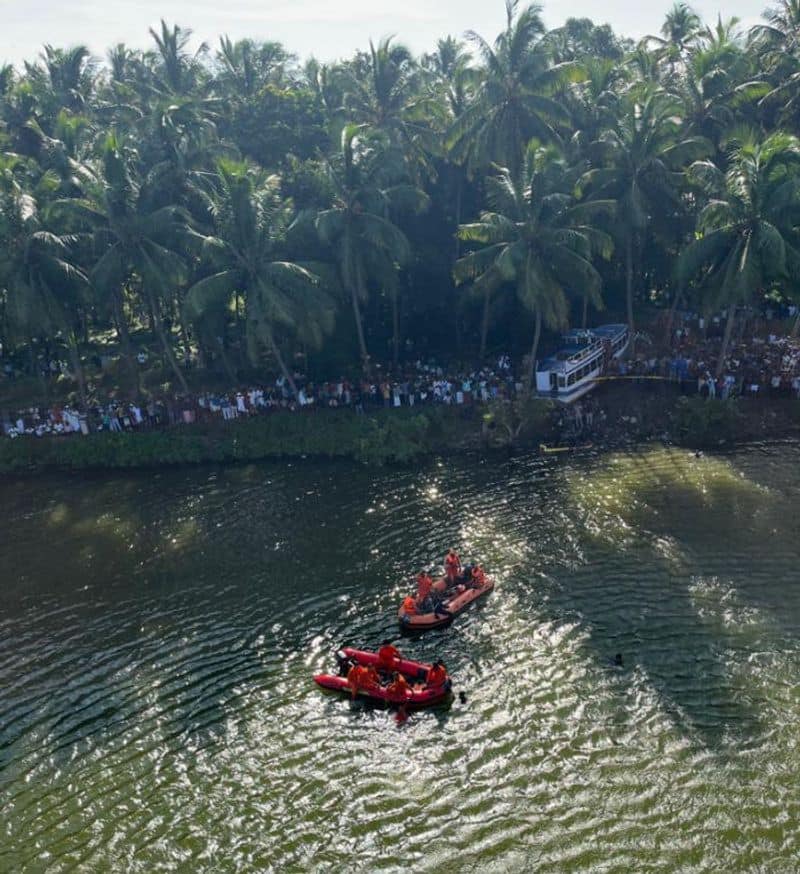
[
  {"x1": 80, "y1": 306, "x2": 90, "y2": 346},
  {"x1": 454, "y1": 172, "x2": 463, "y2": 260},
  {"x1": 214, "y1": 334, "x2": 237, "y2": 383},
  {"x1": 665, "y1": 287, "x2": 683, "y2": 344},
  {"x1": 792, "y1": 310, "x2": 800, "y2": 338},
  {"x1": 178, "y1": 313, "x2": 192, "y2": 362},
  {"x1": 625, "y1": 233, "x2": 635, "y2": 342},
  {"x1": 148, "y1": 291, "x2": 189, "y2": 393},
  {"x1": 581, "y1": 295, "x2": 589, "y2": 330},
  {"x1": 525, "y1": 306, "x2": 542, "y2": 398},
  {"x1": 479, "y1": 288, "x2": 491, "y2": 360},
  {"x1": 112, "y1": 290, "x2": 140, "y2": 397},
  {"x1": 715, "y1": 305, "x2": 736, "y2": 378},
  {"x1": 234, "y1": 288, "x2": 247, "y2": 369},
  {"x1": 66, "y1": 336, "x2": 87, "y2": 412},
  {"x1": 391, "y1": 285, "x2": 400, "y2": 368},
  {"x1": 27, "y1": 338, "x2": 37, "y2": 378},
  {"x1": 265, "y1": 325, "x2": 298, "y2": 399},
  {"x1": 351, "y1": 261, "x2": 370, "y2": 373}
]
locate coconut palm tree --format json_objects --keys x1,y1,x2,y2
[
  {"x1": 342, "y1": 37, "x2": 444, "y2": 184},
  {"x1": 644, "y1": 2, "x2": 702, "y2": 79},
  {"x1": 185, "y1": 160, "x2": 333, "y2": 396},
  {"x1": 0, "y1": 160, "x2": 89, "y2": 407},
  {"x1": 60, "y1": 134, "x2": 197, "y2": 393},
  {"x1": 149, "y1": 20, "x2": 208, "y2": 97},
  {"x1": 750, "y1": 0, "x2": 800, "y2": 52},
  {"x1": 24, "y1": 45, "x2": 96, "y2": 119},
  {"x1": 447, "y1": 0, "x2": 583, "y2": 179},
  {"x1": 674, "y1": 21, "x2": 766, "y2": 149},
  {"x1": 678, "y1": 129, "x2": 800, "y2": 375},
  {"x1": 582, "y1": 88, "x2": 708, "y2": 336},
  {"x1": 455, "y1": 144, "x2": 612, "y2": 392},
  {"x1": 314, "y1": 125, "x2": 426, "y2": 370},
  {"x1": 751, "y1": 1, "x2": 800, "y2": 126},
  {"x1": 214, "y1": 36, "x2": 295, "y2": 100}
]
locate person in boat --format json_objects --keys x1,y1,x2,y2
[
  {"x1": 469, "y1": 565, "x2": 487, "y2": 588},
  {"x1": 426, "y1": 661, "x2": 447, "y2": 687},
  {"x1": 416, "y1": 571, "x2": 434, "y2": 610},
  {"x1": 362, "y1": 665, "x2": 381, "y2": 688},
  {"x1": 445, "y1": 549, "x2": 461, "y2": 584},
  {"x1": 402, "y1": 595, "x2": 418, "y2": 615},
  {"x1": 347, "y1": 663, "x2": 368, "y2": 699},
  {"x1": 378, "y1": 641, "x2": 401, "y2": 672},
  {"x1": 386, "y1": 671, "x2": 410, "y2": 703}
]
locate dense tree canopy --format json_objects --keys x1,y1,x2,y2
[{"x1": 1, "y1": 2, "x2": 799, "y2": 404}]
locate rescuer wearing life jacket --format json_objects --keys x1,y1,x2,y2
[
  {"x1": 445, "y1": 548, "x2": 461, "y2": 584},
  {"x1": 378, "y1": 641, "x2": 401, "y2": 671},
  {"x1": 426, "y1": 661, "x2": 447, "y2": 687},
  {"x1": 402, "y1": 595, "x2": 418, "y2": 615},
  {"x1": 362, "y1": 665, "x2": 381, "y2": 688},
  {"x1": 470, "y1": 565, "x2": 486, "y2": 587},
  {"x1": 417, "y1": 571, "x2": 433, "y2": 601},
  {"x1": 346, "y1": 664, "x2": 367, "y2": 699},
  {"x1": 386, "y1": 672, "x2": 410, "y2": 703}
]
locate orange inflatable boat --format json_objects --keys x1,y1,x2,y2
[
  {"x1": 398, "y1": 576, "x2": 494, "y2": 631},
  {"x1": 313, "y1": 647, "x2": 452, "y2": 708}
]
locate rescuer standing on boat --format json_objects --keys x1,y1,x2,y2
[{"x1": 445, "y1": 549, "x2": 461, "y2": 584}]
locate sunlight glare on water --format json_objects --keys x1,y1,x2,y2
[{"x1": 1, "y1": 443, "x2": 800, "y2": 871}]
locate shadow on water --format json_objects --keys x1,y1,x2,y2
[
  {"x1": 546, "y1": 444, "x2": 800, "y2": 748},
  {"x1": 3, "y1": 447, "x2": 800, "y2": 869}
]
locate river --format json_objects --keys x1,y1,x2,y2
[{"x1": 1, "y1": 443, "x2": 799, "y2": 871}]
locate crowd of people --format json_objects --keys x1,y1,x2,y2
[
  {"x1": 0, "y1": 357, "x2": 522, "y2": 439},
  {"x1": 606, "y1": 322, "x2": 800, "y2": 400},
  {"x1": 4, "y1": 318, "x2": 800, "y2": 440}
]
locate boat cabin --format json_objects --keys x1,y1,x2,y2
[{"x1": 535, "y1": 324, "x2": 629, "y2": 403}]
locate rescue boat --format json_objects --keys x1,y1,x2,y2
[
  {"x1": 398, "y1": 576, "x2": 495, "y2": 631},
  {"x1": 313, "y1": 647, "x2": 452, "y2": 708}
]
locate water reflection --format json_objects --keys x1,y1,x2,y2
[{"x1": 1, "y1": 444, "x2": 799, "y2": 869}]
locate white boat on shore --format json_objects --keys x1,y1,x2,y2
[{"x1": 535, "y1": 324, "x2": 629, "y2": 403}]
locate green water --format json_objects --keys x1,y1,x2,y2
[{"x1": 2, "y1": 444, "x2": 800, "y2": 872}]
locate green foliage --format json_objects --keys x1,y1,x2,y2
[
  {"x1": 223, "y1": 85, "x2": 328, "y2": 169},
  {"x1": 674, "y1": 396, "x2": 740, "y2": 446},
  {"x1": 0, "y1": 3, "x2": 800, "y2": 413},
  {"x1": 0, "y1": 410, "x2": 446, "y2": 472}
]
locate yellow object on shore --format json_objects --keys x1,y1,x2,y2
[{"x1": 539, "y1": 443, "x2": 594, "y2": 454}]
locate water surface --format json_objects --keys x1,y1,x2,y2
[{"x1": 1, "y1": 444, "x2": 799, "y2": 871}]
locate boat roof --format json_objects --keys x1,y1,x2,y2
[
  {"x1": 588, "y1": 323, "x2": 627, "y2": 338},
  {"x1": 562, "y1": 323, "x2": 627, "y2": 342},
  {"x1": 537, "y1": 324, "x2": 628, "y2": 373}
]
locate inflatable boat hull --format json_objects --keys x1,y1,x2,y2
[
  {"x1": 398, "y1": 578, "x2": 494, "y2": 631},
  {"x1": 313, "y1": 647, "x2": 451, "y2": 708}
]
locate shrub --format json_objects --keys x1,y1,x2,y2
[{"x1": 674, "y1": 396, "x2": 739, "y2": 447}]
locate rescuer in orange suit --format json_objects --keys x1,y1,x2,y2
[
  {"x1": 426, "y1": 661, "x2": 447, "y2": 687},
  {"x1": 445, "y1": 548, "x2": 461, "y2": 584}
]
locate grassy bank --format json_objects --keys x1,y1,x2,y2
[
  {"x1": 0, "y1": 406, "x2": 499, "y2": 474},
  {"x1": 2, "y1": 388, "x2": 797, "y2": 476}
]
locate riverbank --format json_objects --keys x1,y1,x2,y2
[
  {"x1": 1, "y1": 384, "x2": 798, "y2": 475},
  {"x1": 588, "y1": 382, "x2": 800, "y2": 448},
  {"x1": 0, "y1": 406, "x2": 496, "y2": 473}
]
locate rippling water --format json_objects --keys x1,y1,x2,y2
[{"x1": 2, "y1": 443, "x2": 800, "y2": 871}]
